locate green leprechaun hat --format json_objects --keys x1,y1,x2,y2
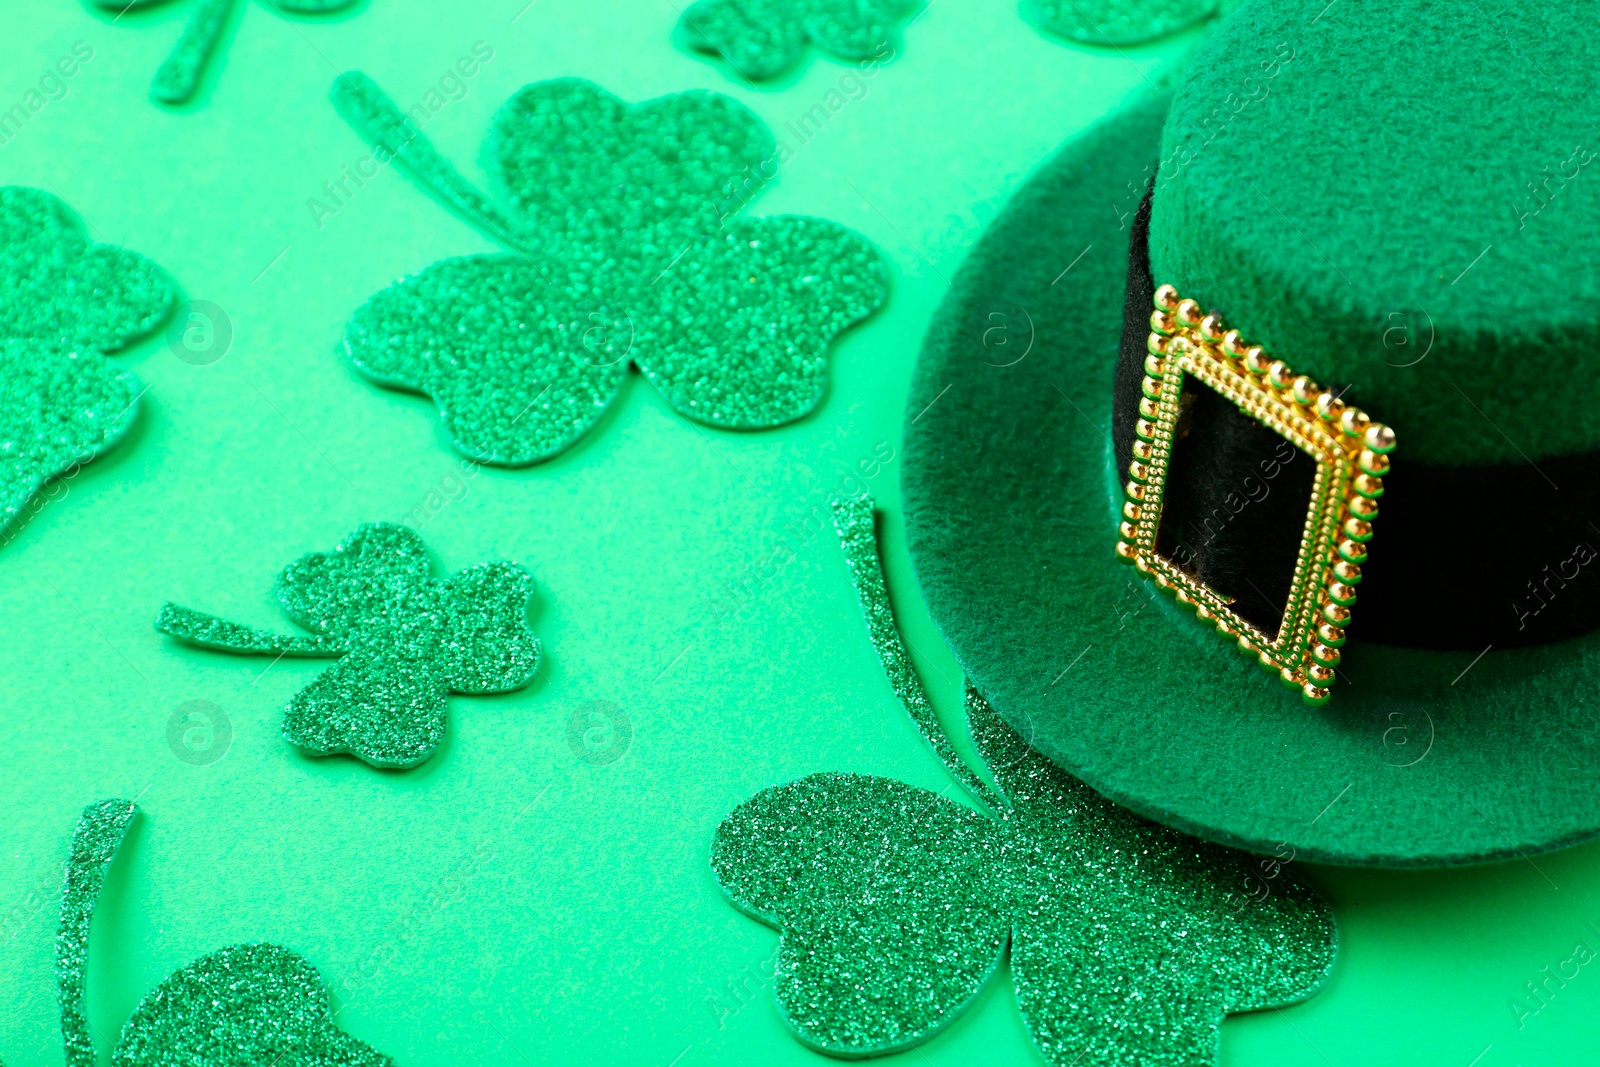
[{"x1": 902, "y1": 0, "x2": 1600, "y2": 867}]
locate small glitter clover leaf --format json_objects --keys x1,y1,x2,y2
[
  {"x1": 91, "y1": 0, "x2": 360, "y2": 105},
  {"x1": 675, "y1": 0, "x2": 911, "y2": 80},
  {"x1": 0, "y1": 186, "x2": 174, "y2": 539},
  {"x1": 56, "y1": 799, "x2": 392, "y2": 1067},
  {"x1": 331, "y1": 72, "x2": 888, "y2": 466},
  {"x1": 708, "y1": 497, "x2": 1337, "y2": 1065},
  {"x1": 1023, "y1": 0, "x2": 1232, "y2": 47},
  {"x1": 155, "y1": 522, "x2": 541, "y2": 769}
]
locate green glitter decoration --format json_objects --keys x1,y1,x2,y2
[
  {"x1": 330, "y1": 72, "x2": 520, "y2": 249},
  {"x1": 56, "y1": 800, "x2": 392, "y2": 1067},
  {"x1": 58, "y1": 800, "x2": 138, "y2": 1067},
  {"x1": 0, "y1": 188, "x2": 173, "y2": 348},
  {"x1": 115, "y1": 944, "x2": 392, "y2": 1067},
  {"x1": 676, "y1": 0, "x2": 911, "y2": 80},
  {"x1": 0, "y1": 186, "x2": 174, "y2": 537},
  {"x1": 1023, "y1": 0, "x2": 1226, "y2": 46},
  {"x1": 709, "y1": 496, "x2": 1338, "y2": 1064},
  {"x1": 91, "y1": 0, "x2": 360, "y2": 105},
  {"x1": 334, "y1": 73, "x2": 888, "y2": 466},
  {"x1": 156, "y1": 522, "x2": 541, "y2": 769},
  {"x1": 832, "y1": 495, "x2": 994, "y2": 805}
]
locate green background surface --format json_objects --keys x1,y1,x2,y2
[{"x1": 1, "y1": 2, "x2": 1596, "y2": 1066}]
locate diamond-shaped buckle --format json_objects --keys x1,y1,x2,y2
[{"x1": 1115, "y1": 284, "x2": 1397, "y2": 706}]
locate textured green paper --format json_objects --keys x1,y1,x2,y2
[
  {"x1": 709, "y1": 498, "x2": 1336, "y2": 1064},
  {"x1": 156, "y1": 522, "x2": 541, "y2": 769},
  {"x1": 54, "y1": 800, "x2": 390, "y2": 1067},
  {"x1": 6, "y1": 2, "x2": 1599, "y2": 1065},
  {"x1": 335, "y1": 72, "x2": 889, "y2": 465}
]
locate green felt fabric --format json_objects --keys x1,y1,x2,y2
[
  {"x1": 901, "y1": 89, "x2": 1600, "y2": 866},
  {"x1": 1148, "y1": 0, "x2": 1600, "y2": 465}
]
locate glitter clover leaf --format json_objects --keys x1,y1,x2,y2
[
  {"x1": 1023, "y1": 0, "x2": 1228, "y2": 47},
  {"x1": 91, "y1": 0, "x2": 360, "y2": 105},
  {"x1": 332, "y1": 72, "x2": 888, "y2": 466},
  {"x1": 0, "y1": 186, "x2": 174, "y2": 538},
  {"x1": 708, "y1": 498, "x2": 1337, "y2": 1065},
  {"x1": 676, "y1": 0, "x2": 910, "y2": 80},
  {"x1": 56, "y1": 800, "x2": 392, "y2": 1067},
  {"x1": 156, "y1": 522, "x2": 541, "y2": 768}
]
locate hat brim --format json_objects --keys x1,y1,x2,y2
[{"x1": 901, "y1": 89, "x2": 1600, "y2": 867}]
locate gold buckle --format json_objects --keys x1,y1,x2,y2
[{"x1": 1114, "y1": 284, "x2": 1396, "y2": 706}]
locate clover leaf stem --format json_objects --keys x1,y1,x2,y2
[
  {"x1": 831, "y1": 495, "x2": 1004, "y2": 811},
  {"x1": 330, "y1": 71, "x2": 528, "y2": 254},
  {"x1": 155, "y1": 602, "x2": 346, "y2": 657},
  {"x1": 57, "y1": 800, "x2": 139, "y2": 1067},
  {"x1": 151, "y1": 0, "x2": 238, "y2": 104}
]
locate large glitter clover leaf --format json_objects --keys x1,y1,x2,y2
[
  {"x1": 0, "y1": 186, "x2": 174, "y2": 539},
  {"x1": 49, "y1": 799, "x2": 392, "y2": 1067},
  {"x1": 155, "y1": 522, "x2": 541, "y2": 768},
  {"x1": 709, "y1": 497, "x2": 1337, "y2": 1065},
  {"x1": 91, "y1": 0, "x2": 359, "y2": 105},
  {"x1": 332, "y1": 72, "x2": 888, "y2": 466},
  {"x1": 676, "y1": 0, "x2": 911, "y2": 80}
]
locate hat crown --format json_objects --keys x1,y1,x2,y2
[{"x1": 1149, "y1": 0, "x2": 1600, "y2": 465}]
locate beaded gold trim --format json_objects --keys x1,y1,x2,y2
[{"x1": 1115, "y1": 284, "x2": 1396, "y2": 706}]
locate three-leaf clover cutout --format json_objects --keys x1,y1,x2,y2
[
  {"x1": 709, "y1": 498, "x2": 1337, "y2": 1064},
  {"x1": 676, "y1": 0, "x2": 911, "y2": 80},
  {"x1": 0, "y1": 186, "x2": 173, "y2": 540},
  {"x1": 333, "y1": 72, "x2": 888, "y2": 466},
  {"x1": 47, "y1": 799, "x2": 390, "y2": 1067},
  {"x1": 91, "y1": 0, "x2": 359, "y2": 105},
  {"x1": 156, "y1": 522, "x2": 541, "y2": 769}
]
